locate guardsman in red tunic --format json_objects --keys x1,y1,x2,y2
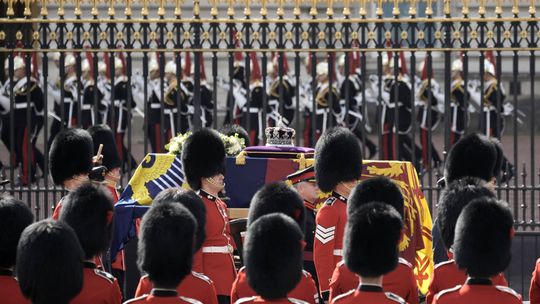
[
  {"x1": 235, "y1": 214, "x2": 309, "y2": 304},
  {"x1": 231, "y1": 182, "x2": 319, "y2": 304},
  {"x1": 135, "y1": 188, "x2": 218, "y2": 304},
  {"x1": 313, "y1": 127, "x2": 363, "y2": 301},
  {"x1": 17, "y1": 220, "x2": 85, "y2": 304},
  {"x1": 426, "y1": 177, "x2": 507, "y2": 304},
  {"x1": 530, "y1": 259, "x2": 540, "y2": 304},
  {"x1": 124, "y1": 203, "x2": 201, "y2": 304},
  {"x1": 286, "y1": 166, "x2": 319, "y2": 288},
  {"x1": 329, "y1": 177, "x2": 417, "y2": 303},
  {"x1": 433, "y1": 198, "x2": 521, "y2": 304},
  {"x1": 181, "y1": 128, "x2": 236, "y2": 304},
  {"x1": 0, "y1": 196, "x2": 33, "y2": 304},
  {"x1": 59, "y1": 183, "x2": 122, "y2": 304},
  {"x1": 331, "y1": 203, "x2": 406, "y2": 304},
  {"x1": 50, "y1": 128, "x2": 94, "y2": 219}
]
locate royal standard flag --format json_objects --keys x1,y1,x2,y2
[{"x1": 110, "y1": 153, "x2": 185, "y2": 260}]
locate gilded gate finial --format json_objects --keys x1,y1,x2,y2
[
  {"x1": 58, "y1": 0, "x2": 65, "y2": 16},
  {"x1": 462, "y1": 0, "x2": 469, "y2": 15},
  {"x1": 359, "y1": 0, "x2": 367, "y2": 16},
  {"x1": 141, "y1": 0, "x2": 149, "y2": 16},
  {"x1": 478, "y1": 0, "x2": 486, "y2": 15},
  {"x1": 409, "y1": 0, "x2": 417, "y2": 16},
  {"x1": 530, "y1": 0, "x2": 537, "y2": 15},
  {"x1": 158, "y1": 0, "x2": 165, "y2": 16},
  {"x1": 108, "y1": 0, "x2": 115, "y2": 17},
  {"x1": 326, "y1": 0, "x2": 334, "y2": 17},
  {"x1": 343, "y1": 0, "x2": 350, "y2": 16},
  {"x1": 294, "y1": 0, "x2": 301, "y2": 16},
  {"x1": 443, "y1": 0, "x2": 451, "y2": 16},
  {"x1": 425, "y1": 0, "x2": 433, "y2": 16},
  {"x1": 392, "y1": 0, "x2": 400, "y2": 16},
  {"x1": 41, "y1": 0, "x2": 48, "y2": 16},
  {"x1": 512, "y1": 0, "x2": 520, "y2": 15},
  {"x1": 376, "y1": 0, "x2": 383, "y2": 16},
  {"x1": 495, "y1": 0, "x2": 503, "y2": 15},
  {"x1": 310, "y1": 0, "x2": 318, "y2": 17}
]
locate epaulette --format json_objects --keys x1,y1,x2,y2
[
  {"x1": 234, "y1": 296, "x2": 258, "y2": 304},
  {"x1": 434, "y1": 259, "x2": 455, "y2": 270},
  {"x1": 495, "y1": 285, "x2": 521, "y2": 299},
  {"x1": 384, "y1": 292, "x2": 406, "y2": 303},
  {"x1": 325, "y1": 196, "x2": 337, "y2": 206},
  {"x1": 191, "y1": 271, "x2": 214, "y2": 285},
  {"x1": 179, "y1": 296, "x2": 203, "y2": 304},
  {"x1": 331, "y1": 289, "x2": 354, "y2": 302},
  {"x1": 93, "y1": 268, "x2": 116, "y2": 284},
  {"x1": 398, "y1": 257, "x2": 413, "y2": 268},
  {"x1": 435, "y1": 285, "x2": 461, "y2": 301}
]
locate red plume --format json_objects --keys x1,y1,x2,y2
[
  {"x1": 84, "y1": 45, "x2": 94, "y2": 77},
  {"x1": 485, "y1": 50, "x2": 496, "y2": 71},
  {"x1": 183, "y1": 51, "x2": 192, "y2": 78},
  {"x1": 399, "y1": 51, "x2": 408, "y2": 75},
  {"x1": 249, "y1": 52, "x2": 261, "y2": 83},
  {"x1": 280, "y1": 51, "x2": 289, "y2": 74},
  {"x1": 103, "y1": 52, "x2": 111, "y2": 79},
  {"x1": 421, "y1": 56, "x2": 428, "y2": 80}
]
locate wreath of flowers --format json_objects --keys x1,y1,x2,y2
[{"x1": 166, "y1": 131, "x2": 246, "y2": 156}]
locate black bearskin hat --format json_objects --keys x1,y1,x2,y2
[
  {"x1": 444, "y1": 133, "x2": 497, "y2": 184},
  {"x1": 344, "y1": 202, "x2": 403, "y2": 278},
  {"x1": 220, "y1": 124, "x2": 250, "y2": 147},
  {"x1": 437, "y1": 177, "x2": 495, "y2": 252},
  {"x1": 181, "y1": 128, "x2": 226, "y2": 190},
  {"x1": 88, "y1": 124, "x2": 121, "y2": 171},
  {"x1": 315, "y1": 127, "x2": 363, "y2": 193},
  {"x1": 245, "y1": 214, "x2": 303, "y2": 300},
  {"x1": 138, "y1": 203, "x2": 197, "y2": 289},
  {"x1": 454, "y1": 197, "x2": 514, "y2": 278},
  {"x1": 0, "y1": 195, "x2": 33, "y2": 269},
  {"x1": 348, "y1": 177, "x2": 404, "y2": 218},
  {"x1": 490, "y1": 137, "x2": 504, "y2": 179},
  {"x1": 49, "y1": 128, "x2": 94, "y2": 185},
  {"x1": 247, "y1": 182, "x2": 306, "y2": 234},
  {"x1": 153, "y1": 188, "x2": 206, "y2": 251},
  {"x1": 17, "y1": 220, "x2": 84, "y2": 304},
  {"x1": 59, "y1": 182, "x2": 114, "y2": 260}
]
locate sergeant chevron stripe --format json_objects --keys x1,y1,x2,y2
[{"x1": 315, "y1": 225, "x2": 335, "y2": 244}]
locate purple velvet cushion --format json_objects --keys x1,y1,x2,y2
[{"x1": 244, "y1": 146, "x2": 315, "y2": 158}]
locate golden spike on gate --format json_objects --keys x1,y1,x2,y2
[
  {"x1": 125, "y1": 0, "x2": 132, "y2": 16},
  {"x1": 409, "y1": 0, "x2": 417, "y2": 16},
  {"x1": 326, "y1": 0, "x2": 334, "y2": 17},
  {"x1": 375, "y1": 0, "x2": 384, "y2": 16},
  {"x1": 158, "y1": 0, "x2": 165, "y2": 16},
  {"x1": 40, "y1": 0, "x2": 48, "y2": 16},
  {"x1": 277, "y1": 0, "x2": 285, "y2": 17},
  {"x1": 210, "y1": 0, "x2": 218, "y2": 16},
  {"x1": 478, "y1": 0, "x2": 486, "y2": 15},
  {"x1": 425, "y1": 0, "x2": 433, "y2": 16},
  {"x1": 58, "y1": 0, "x2": 65, "y2": 16},
  {"x1": 6, "y1": 0, "x2": 14, "y2": 16},
  {"x1": 244, "y1": 0, "x2": 251, "y2": 17},
  {"x1": 309, "y1": 0, "x2": 317, "y2": 16},
  {"x1": 294, "y1": 0, "x2": 301, "y2": 16},
  {"x1": 530, "y1": 0, "x2": 536, "y2": 15},
  {"x1": 495, "y1": 0, "x2": 503, "y2": 15},
  {"x1": 91, "y1": 0, "x2": 98, "y2": 16},
  {"x1": 359, "y1": 0, "x2": 367, "y2": 16},
  {"x1": 260, "y1": 0, "x2": 268, "y2": 16},
  {"x1": 443, "y1": 0, "x2": 451, "y2": 16},
  {"x1": 174, "y1": 0, "x2": 182, "y2": 16},
  {"x1": 512, "y1": 0, "x2": 520, "y2": 15},
  {"x1": 107, "y1": 0, "x2": 115, "y2": 16},
  {"x1": 342, "y1": 0, "x2": 350, "y2": 16},
  {"x1": 462, "y1": 0, "x2": 469, "y2": 15},
  {"x1": 141, "y1": 0, "x2": 149, "y2": 16},
  {"x1": 392, "y1": 0, "x2": 400, "y2": 16},
  {"x1": 23, "y1": 0, "x2": 31, "y2": 16},
  {"x1": 227, "y1": 0, "x2": 235, "y2": 16}
]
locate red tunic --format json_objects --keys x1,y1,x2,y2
[
  {"x1": 71, "y1": 262, "x2": 122, "y2": 304},
  {"x1": 329, "y1": 258, "x2": 417, "y2": 304},
  {"x1": 125, "y1": 289, "x2": 202, "y2": 303},
  {"x1": 230, "y1": 267, "x2": 319, "y2": 304},
  {"x1": 432, "y1": 279, "x2": 521, "y2": 304},
  {"x1": 331, "y1": 285, "x2": 407, "y2": 304},
  {"x1": 0, "y1": 269, "x2": 30, "y2": 304},
  {"x1": 530, "y1": 258, "x2": 540, "y2": 304},
  {"x1": 313, "y1": 193, "x2": 348, "y2": 298},
  {"x1": 197, "y1": 190, "x2": 237, "y2": 296},
  {"x1": 105, "y1": 183, "x2": 125, "y2": 271},
  {"x1": 135, "y1": 272, "x2": 218, "y2": 304},
  {"x1": 426, "y1": 259, "x2": 508, "y2": 304},
  {"x1": 234, "y1": 296, "x2": 309, "y2": 304}
]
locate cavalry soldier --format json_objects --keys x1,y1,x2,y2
[
  {"x1": 181, "y1": 128, "x2": 237, "y2": 304},
  {"x1": 287, "y1": 166, "x2": 320, "y2": 289},
  {"x1": 336, "y1": 54, "x2": 377, "y2": 159},
  {"x1": 164, "y1": 60, "x2": 191, "y2": 135},
  {"x1": 135, "y1": 189, "x2": 219, "y2": 304},
  {"x1": 59, "y1": 183, "x2": 122, "y2": 304},
  {"x1": 80, "y1": 58, "x2": 105, "y2": 128},
  {"x1": 49, "y1": 53, "x2": 79, "y2": 147},
  {"x1": 313, "y1": 127, "x2": 362, "y2": 302},
  {"x1": 146, "y1": 58, "x2": 171, "y2": 152},
  {"x1": 232, "y1": 182, "x2": 319, "y2": 304},
  {"x1": 107, "y1": 57, "x2": 137, "y2": 171},
  {"x1": 433, "y1": 198, "x2": 521, "y2": 304},
  {"x1": 199, "y1": 55, "x2": 215, "y2": 128},
  {"x1": 311, "y1": 62, "x2": 340, "y2": 146},
  {"x1": 379, "y1": 56, "x2": 394, "y2": 160},
  {"x1": 126, "y1": 203, "x2": 201, "y2": 304},
  {"x1": 450, "y1": 59, "x2": 469, "y2": 145},
  {"x1": 482, "y1": 59, "x2": 506, "y2": 138},
  {"x1": 331, "y1": 203, "x2": 405, "y2": 304},
  {"x1": 417, "y1": 59, "x2": 442, "y2": 169},
  {"x1": 268, "y1": 52, "x2": 295, "y2": 126},
  {"x1": 2, "y1": 55, "x2": 45, "y2": 186},
  {"x1": 241, "y1": 53, "x2": 269, "y2": 146},
  {"x1": 235, "y1": 214, "x2": 308, "y2": 304},
  {"x1": 329, "y1": 177, "x2": 418, "y2": 304}
]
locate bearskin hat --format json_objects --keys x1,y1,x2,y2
[
  {"x1": 181, "y1": 128, "x2": 226, "y2": 190},
  {"x1": 454, "y1": 197, "x2": 513, "y2": 278},
  {"x1": 444, "y1": 133, "x2": 497, "y2": 184},
  {"x1": 88, "y1": 124, "x2": 121, "y2": 171},
  {"x1": 247, "y1": 182, "x2": 306, "y2": 234},
  {"x1": 344, "y1": 202, "x2": 403, "y2": 278},
  {"x1": 59, "y1": 182, "x2": 114, "y2": 260},
  {"x1": 0, "y1": 195, "x2": 33, "y2": 269},
  {"x1": 245, "y1": 214, "x2": 303, "y2": 300},
  {"x1": 220, "y1": 124, "x2": 250, "y2": 147},
  {"x1": 138, "y1": 203, "x2": 196, "y2": 289},
  {"x1": 49, "y1": 128, "x2": 94, "y2": 185},
  {"x1": 153, "y1": 188, "x2": 206, "y2": 251},
  {"x1": 315, "y1": 127, "x2": 363, "y2": 193},
  {"x1": 437, "y1": 177, "x2": 495, "y2": 252},
  {"x1": 17, "y1": 220, "x2": 84, "y2": 304},
  {"x1": 490, "y1": 137, "x2": 504, "y2": 179},
  {"x1": 348, "y1": 177, "x2": 404, "y2": 218}
]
